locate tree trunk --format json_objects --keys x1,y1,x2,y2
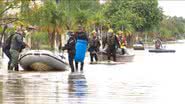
[
  {"x1": 47, "y1": 27, "x2": 56, "y2": 50},
  {"x1": 0, "y1": 25, "x2": 7, "y2": 47},
  {"x1": 51, "y1": 28, "x2": 56, "y2": 50},
  {"x1": 56, "y1": 27, "x2": 62, "y2": 52}
]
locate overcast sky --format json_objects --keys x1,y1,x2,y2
[{"x1": 158, "y1": 1, "x2": 185, "y2": 18}]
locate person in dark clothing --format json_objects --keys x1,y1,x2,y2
[
  {"x1": 9, "y1": 28, "x2": 29, "y2": 71},
  {"x1": 2, "y1": 32, "x2": 15, "y2": 70},
  {"x1": 88, "y1": 30, "x2": 101, "y2": 63},
  {"x1": 62, "y1": 32, "x2": 76, "y2": 73},
  {"x1": 155, "y1": 38, "x2": 162, "y2": 49},
  {"x1": 103, "y1": 29, "x2": 120, "y2": 61},
  {"x1": 75, "y1": 25, "x2": 88, "y2": 72}
]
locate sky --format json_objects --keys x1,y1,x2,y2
[
  {"x1": 158, "y1": 0, "x2": 185, "y2": 18},
  {"x1": 100, "y1": 0, "x2": 185, "y2": 18}
]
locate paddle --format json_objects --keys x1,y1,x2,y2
[{"x1": 160, "y1": 45, "x2": 166, "y2": 49}]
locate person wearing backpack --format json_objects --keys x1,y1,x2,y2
[
  {"x1": 88, "y1": 30, "x2": 101, "y2": 64},
  {"x1": 2, "y1": 32, "x2": 15, "y2": 70},
  {"x1": 9, "y1": 27, "x2": 29, "y2": 71},
  {"x1": 103, "y1": 29, "x2": 120, "y2": 61}
]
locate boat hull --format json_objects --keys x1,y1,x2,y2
[
  {"x1": 133, "y1": 44, "x2": 144, "y2": 50},
  {"x1": 97, "y1": 51, "x2": 134, "y2": 62},
  {"x1": 19, "y1": 50, "x2": 68, "y2": 71},
  {"x1": 148, "y1": 49, "x2": 176, "y2": 53}
]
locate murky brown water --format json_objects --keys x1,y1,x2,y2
[{"x1": 0, "y1": 42, "x2": 185, "y2": 104}]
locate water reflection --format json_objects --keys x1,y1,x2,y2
[
  {"x1": 68, "y1": 73, "x2": 87, "y2": 104},
  {"x1": 0, "y1": 54, "x2": 2, "y2": 70},
  {"x1": 2, "y1": 73, "x2": 25, "y2": 104},
  {"x1": 0, "y1": 81, "x2": 2, "y2": 104}
]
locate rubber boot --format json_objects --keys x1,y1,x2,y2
[
  {"x1": 80, "y1": 62, "x2": 84, "y2": 73},
  {"x1": 15, "y1": 65, "x2": 19, "y2": 71},
  {"x1": 75, "y1": 62, "x2": 78, "y2": 72},
  {"x1": 9, "y1": 66, "x2": 13, "y2": 71},
  {"x1": 8, "y1": 62, "x2": 11, "y2": 70}
]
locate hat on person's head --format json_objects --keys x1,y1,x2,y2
[
  {"x1": 118, "y1": 31, "x2": 123, "y2": 34},
  {"x1": 108, "y1": 29, "x2": 113, "y2": 33},
  {"x1": 16, "y1": 27, "x2": 22, "y2": 32},
  {"x1": 92, "y1": 30, "x2": 96, "y2": 34},
  {"x1": 78, "y1": 24, "x2": 83, "y2": 29}
]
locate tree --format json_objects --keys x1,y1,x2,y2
[{"x1": 0, "y1": 0, "x2": 22, "y2": 47}]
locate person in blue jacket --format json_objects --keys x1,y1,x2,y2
[{"x1": 74, "y1": 25, "x2": 88, "y2": 72}]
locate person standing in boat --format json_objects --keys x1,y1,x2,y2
[
  {"x1": 117, "y1": 31, "x2": 127, "y2": 55},
  {"x1": 62, "y1": 32, "x2": 76, "y2": 73},
  {"x1": 103, "y1": 29, "x2": 120, "y2": 61},
  {"x1": 155, "y1": 38, "x2": 162, "y2": 49},
  {"x1": 9, "y1": 27, "x2": 29, "y2": 71},
  {"x1": 74, "y1": 25, "x2": 88, "y2": 72},
  {"x1": 88, "y1": 30, "x2": 101, "y2": 64}
]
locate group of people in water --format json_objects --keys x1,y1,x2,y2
[
  {"x1": 62, "y1": 26, "x2": 164, "y2": 73},
  {"x1": 62, "y1": 25, "x2": 129, "y2": 73},
  {"x1": 2, "y1": 25, "x2": 130, "y2": 73},
  {"x1": 62, "y1": 25, "x2": 89, "y2": 73},
  {"x1": 2, "y1": 24, "x2": 163, "y2": 73}
]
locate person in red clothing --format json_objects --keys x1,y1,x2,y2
[
  {"x1": 155, "y1": 38, "x2": 162, "y2": 49},
  {"x1": 117, "y1": 31, "x2": 127, "y2": 54}
]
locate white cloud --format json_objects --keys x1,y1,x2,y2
[
  {"x1": 100, "y1": 0, "x2": 106, "y2": 4},
  {"x1": 158, "y1": 1, "x2": 185, "y2": 18}
]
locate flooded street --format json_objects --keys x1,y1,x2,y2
[{"x1": 0, "y1": 42, "x2": 185, "y2": 104}]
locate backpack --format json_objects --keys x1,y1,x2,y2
[
  {"x1": 2, "y1": 33, "x2": 14, "y2": 52},
  {"x1": 107, "y1": 33, "x2": 115, "y2": 46}
]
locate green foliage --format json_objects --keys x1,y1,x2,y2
[
  {"x1": 2, "y1": 0, "x2": 184, "y2": 45},
  {"x1": 31, "y1": 31, "x2": 49, "y2": 45},
  {"x1": 160, "y1": 16, "x2": 185, "y2": 39},
  {"x1": 30, "y1": 31, "x2": 49, "y2": 49},
  {"x1": 132, "y1": 0, "x2": 163, "y2": 31},
  {"x1": 104, "y1": 0, "x2": 162, "y2": 33}
]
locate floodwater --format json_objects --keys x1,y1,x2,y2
[{"x1": 0, "y1": 42, "x2": 185, "y2": 104}]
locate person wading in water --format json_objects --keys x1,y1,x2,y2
[
  {"x1": 9, "y1": 27, "x2": 29, "y2": 71},
  {"x1": 62, "y1": 32, "x2": 76, "y2": 73},
  {"x1": 88, "y1": 30, "x2": 101, "y2": 64},
  {"x1": 103, "y1": 29, "x2": 120, "y2": 61},
  {"x1": 74, "y1": 25, "x2": 88, "y2": 72}
]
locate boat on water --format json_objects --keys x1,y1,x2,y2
[
  {"x1": 97, "y1": 49, "x2": 135, "y2": 62},
  {"x1": 133, "y1": 43, "x2": 144, "y2": 50},
  {"x1": 19, "y1": 50, "x2": 68, "y2": 71},
  {"x1": 148, "y1": 48, "x2": 176, "y2": 53}
]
